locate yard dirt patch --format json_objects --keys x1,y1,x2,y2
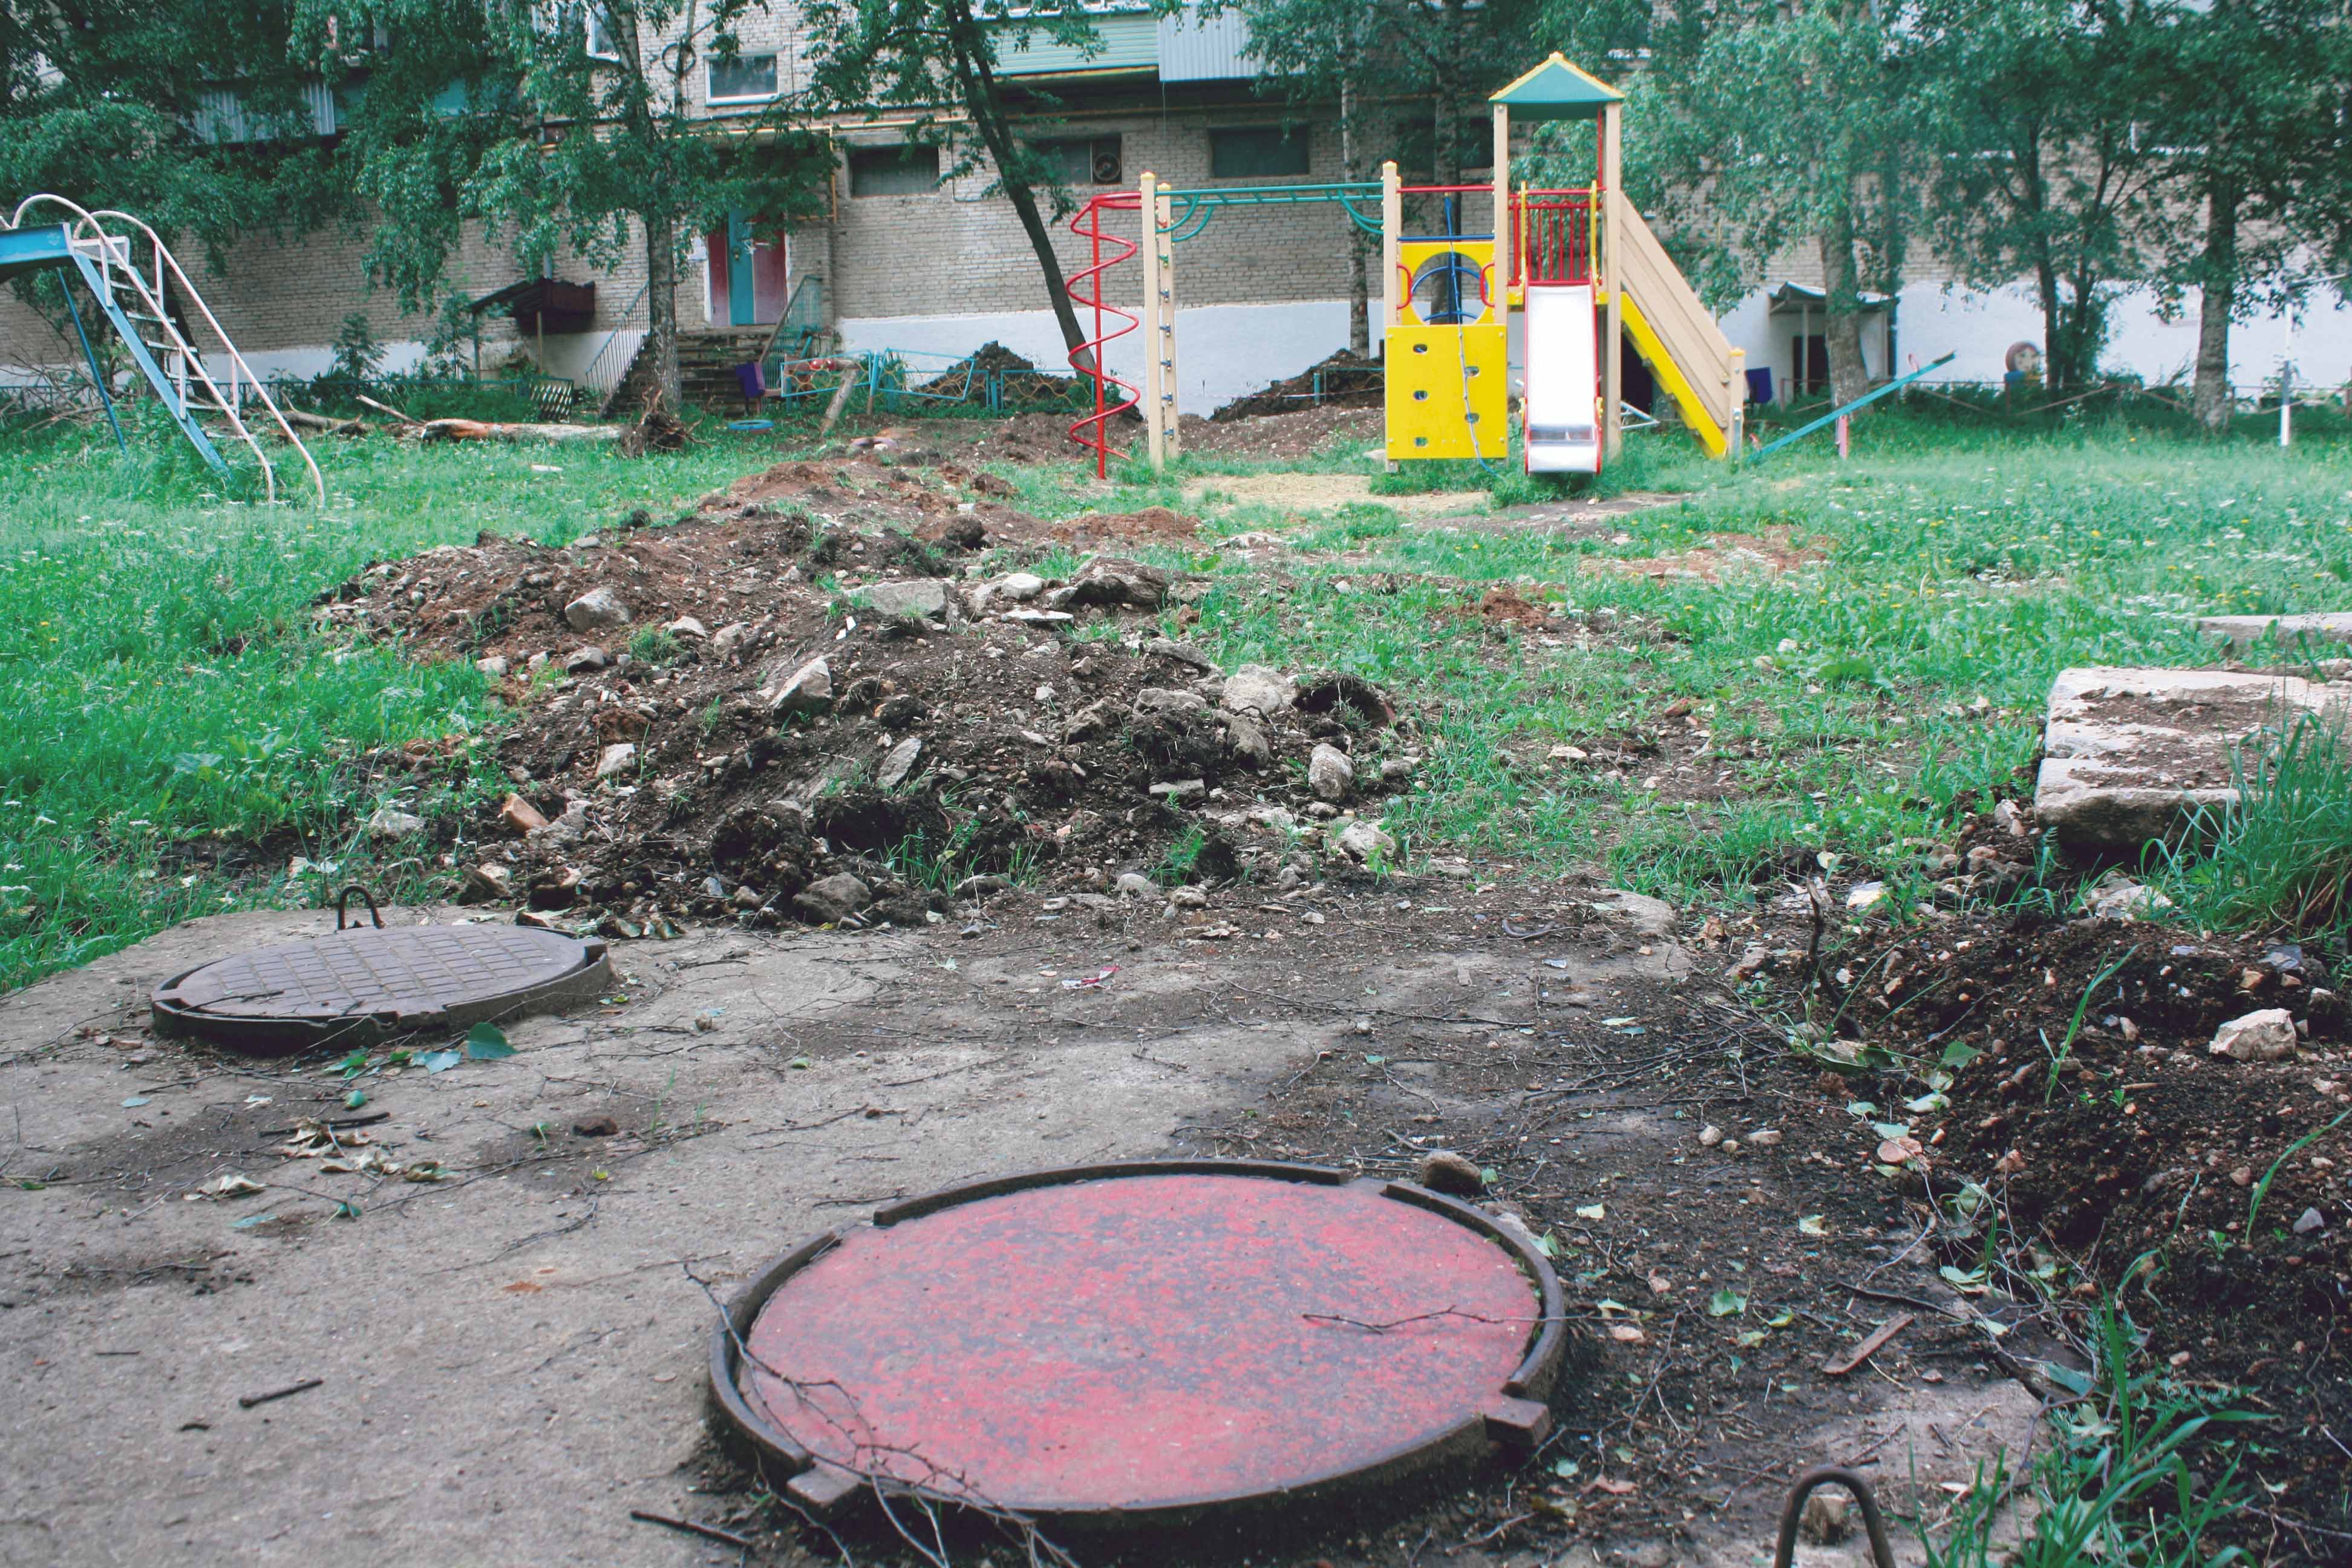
[
  {"x1": 3, "y1": 884, "x2": 2045, "y2": 1568},
  {"x1": 1750, "y1": 906, "x2": 2352, "y2": 1561},
  {"x1": 1188, "y1": 471, "x2": 1487, "y2": 520},
  {"x1": 1578, "y1": 528, "x2": 1828, "y2": 585}
]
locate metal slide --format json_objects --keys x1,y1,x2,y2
[
  {"x1": 1523, "y1": 283, "x2": 1601, "y2": 474},
  {"x1": 1610, "y1": 204, "x2": 1744, "y2": 459},
  {"x1": 2, "y1": 194, "x2": 321, "y2": 503}
]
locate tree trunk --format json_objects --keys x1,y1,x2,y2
[
  {"x1": 1819, "y1": 203, "x2": 1871, "y2": 408},
  {"x1": 946, "y1": 1, "x2": 1096, "y2": 370},
  {"x1": 1341, "y1": 57, "x2": 1369, "y2": 355},
  {"x1": 2194, "y1": 174, "x2": 2239, "y2": 436},
  {"x1": 610, "y1": 1, "x2": 682, "y2": 413},
  {"x1": 642, "y1": 209, "x2": 682, "y2": 413}
]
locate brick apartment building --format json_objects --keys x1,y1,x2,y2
[{"x1": 4, "y1": 4, "x2": 2345, "y2": 422}]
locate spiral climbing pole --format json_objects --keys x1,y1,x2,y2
[{"x1": 1065, "y1": 192, "x2": 1141, "y2": 479}]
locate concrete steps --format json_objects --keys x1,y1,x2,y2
[{"x1": 606, "y1": 328, "x2": 779, "y2": 415}]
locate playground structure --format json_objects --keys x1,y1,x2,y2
[
  {"x1": 1, "y1": 196, "x2": 321, "y2": 504},
  {"x1": 1063, "y1": 54, "x2": 1746, "y2": 478}
]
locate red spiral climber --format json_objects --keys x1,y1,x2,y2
[{"x1": 1065, "y1": 191, "x2": 1142, "y2": 479}]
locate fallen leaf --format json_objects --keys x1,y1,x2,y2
[
  {"x1": 464, "y1": 1022, "x2": 515, "y2": 1060},
  {"x1": 197, "y1": 1174, "x2": 263, "y2": 1200},
  {"x1": 1798, "y1": 1214, "x2": 1828, "y2": 1236},
  {"x1": 1708, "y1": 1287, "x2": 1748, "y2": 1318},
  {"x1": 1608, "y1": 1323, "x2": 1646, "y2": 1344},
  {"x1": 1575, "y1": 1203, "x2": 1605, "y2": 1221}
]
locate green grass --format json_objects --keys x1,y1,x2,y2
[
  {"x1": 1921, "y1": 1299, "x2": 2252, "y2": 1568},
  {"x1": 1126, "y1": 417, "x2": 2352, "y2": 913},
  {"x1": 2151, "y1": 714, "x2": 2352, "y2": 952},
  {"x1": 5, "y1": 402, "x2": 2349, "y2": 992},
  {"x1": 0, "y1": 424, "x2": 776, "y2": 990}
]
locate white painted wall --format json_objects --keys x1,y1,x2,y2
[
  {"x1": 1721, "y1": 280, "x2": 2352, "y2": 399},
  {"x1": 837, "y1": 299, "x2": 1380, "y2": 416}
]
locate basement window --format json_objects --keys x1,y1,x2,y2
[
  {"x1": 849, "y1": 145, "x2": 941, "y2": 197},
  {"x1": 708, "y1": 53, "x2": 779, "y2": 103},
  {"x1": 1210, "y1": 125, "x2": 1308, "y2": 179},
  {"x1": 1034, "y1": 136, "x2": 1124, "y2": 186}
]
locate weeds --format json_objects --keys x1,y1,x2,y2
[
  {"x1": 2152, "y1": 714, "x2": 2352, "y2": 958},
  {"x1": 1922, "y1": 1298, "x2": 2252, "y2": 1567},
  {"x1": 2042, "y1": 948, "x2": 2137, "y2": 1104}
]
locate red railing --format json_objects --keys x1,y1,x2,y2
[
  {"x1": 1517, "y1": 192, "x2": 1594, "y2": 287},
  {"x1": 1066, "y1": 192, "x2": 1142, "y2": 478}
]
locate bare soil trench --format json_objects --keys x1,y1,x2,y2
[{"x1": 2, "y1": 885, "x2": 2043, "y2": 1568}]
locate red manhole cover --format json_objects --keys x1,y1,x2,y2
[{"x1": 711, "y1": 1161, "x2": 1563, "y2": 1527}]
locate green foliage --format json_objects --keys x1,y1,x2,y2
[
  {"x1": 313, "y1": 0, "x2": 829, "y2": 404},
  {"x1": 2154, "y1": 715, "x2": 2352, "y2": 956},
  {"x1": 1921, "y1": 1299, "x2": 2250, "y2": 1568},
  {"x1": 328, "y1": 313, "x2": 387, "y2": 385},
  {"x1": 0, "y1": 5, "x2": 345, "y2": 264},
  {"x1": 0, "y1": 425, "x2": 761, "y2": 993}
]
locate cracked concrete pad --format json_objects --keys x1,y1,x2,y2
[
  {"x1": 2034, "y1": 665, "x2": 2350, "y2": 847},
  {"x1": 2198, "y1": 612, "x2": 2352, "y2": 652},
  {"x1": 0, "y1": 901, "x2": 1694, "y2": 1567}
]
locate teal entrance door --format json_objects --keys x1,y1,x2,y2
[{"x1": 727, "y1": 214, "x2": 757, "y2": 327}]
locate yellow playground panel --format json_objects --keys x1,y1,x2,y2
[
  {"x1": 1385, "y1": 325, "x2": 1507, "y2": 460},
  {"x1": 1385, "y1": 235, "x2": 1508, "y2": 461}
]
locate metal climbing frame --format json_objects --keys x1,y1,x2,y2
[
  {"x1": 1065, "y1": 191, "x2": 1144, "y2": 479},
  {"x1": 1064, "y1": 180, "x2": 1389, "y2": 477},
  {"x1": 1, "y1": 194, "x2": 322, "y2": 504}
]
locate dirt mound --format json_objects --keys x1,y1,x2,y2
[
  {"x1": 1211, "y1": 348, "x2": 1384, "y2": 422},
  {"x1": 316, "y1": 459, "x2": 1414, "y2": 942},
  {"x1": 1757, "y1": 907, "x2": 2351, "y2": 1550},
  {"x1": 912, "y1": 341, "x2": 1078, "y2": 409}
]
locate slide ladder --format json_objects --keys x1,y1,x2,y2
[
  {"x1": 1610, "y1": 204, "x2": 1744, "y2": 459},
  {"x1": 1, "y1": 194, "x2": 322, "y2": 503}
]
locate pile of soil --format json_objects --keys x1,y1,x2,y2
[
  {"x1": 315, "y1": 454, "x2": 1413, "y2": 940},
  {"x1": 1177, "y1": 403, "x2": 1383, "y2": 460},
  {"x1": 912, "y1": 341, "x2": 1078, "y2": 409},
  {"x1": 1211, "y1": 348, "x2": 1384, "y2": 422},
  {"x1": 1758, "y1": 901, "x2": 2352, "y2": 1551}
]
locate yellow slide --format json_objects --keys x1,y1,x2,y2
[{"x1": 1609, "y1": 205, "x2": 1745, "y2": 458}]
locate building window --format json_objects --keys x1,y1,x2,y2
[
  {"x1": 849, "y1": 145, "x2": 941, "y2": 197},
  {"x1": 1210, "y1": 126, "x2": 1308, "y2": 179},
  {"x1": 707, "y1": 53, "x2": 779, "y2": 103},
  {"x1": 585, "y1": 9, "x2": 621, "y2": 60},
  {"x1": 1033, "y1": 136, "x2": 1123, "y2": 186}
]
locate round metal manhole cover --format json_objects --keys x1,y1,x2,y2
[
  {"x1": 711, "y1": 1161, "x2": 1564, "y2": 1528},
  {"x1": 151, "y1": 923, "x2": 611, "y2": 1056}
]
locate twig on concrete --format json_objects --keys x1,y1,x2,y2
[{"x1": 629, "y1": 1509, "x2": 751, "y2": 1549}]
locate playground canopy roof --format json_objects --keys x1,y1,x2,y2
[{"x1": 1489, "y1": 54, "x2": 1622, "y2": 121}]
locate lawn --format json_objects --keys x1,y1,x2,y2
[
  {"x1": 1, "y1": 403, "x2": 2346, "y2": 993},
  {"x1": 0, "y1": 430, "x2": 765, "y2": 990}
]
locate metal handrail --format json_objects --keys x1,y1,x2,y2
[
  {"x1": 580, "y1": 278, "x2": 652, "y2": 412},
  {"x1": 7, "y1": 193, "x2": 323, "y2": 504}
]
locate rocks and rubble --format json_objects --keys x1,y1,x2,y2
[
  {"x1": 318, "y1": 457, "x2": 1413, "y2": 938},
  {"x1": 2034, "y1": 665, "x2": 2350, "y2": 848}
]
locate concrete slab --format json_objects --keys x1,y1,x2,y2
[
  {"x1": 2034, "y1": 665, "x2": 2350, "y2": 846},
  {"x1": 2197, "y1": 612, "x2": 2352, "y2": 652}
]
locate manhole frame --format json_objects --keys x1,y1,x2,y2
[
  {"x1": 708, "y1": 1158, "x2": 1566, "y2": 1529},
  {"x1": 151, "y1": 921, "x2": 613, "y2": 1057}
]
